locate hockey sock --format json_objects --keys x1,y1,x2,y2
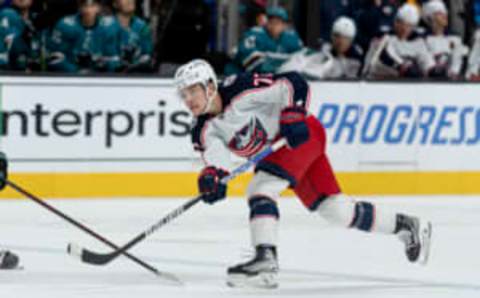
[
  {"x1": 316, "y1": 195, "x2": 396, "y2": 234},
  {"x1": 249, "y1": 196, "x2": 279, "y2": 246}
]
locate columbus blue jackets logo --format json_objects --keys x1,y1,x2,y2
[{"x1": 228, "y1": 117, "x2": 267, "y2": 158}]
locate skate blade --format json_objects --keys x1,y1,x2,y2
[
  {"x1": 418, "y1": 221, "x2": 432, "y2": 265},
  {"x1": 227, "y1": 272, "x2": 278, "y2": 289}
]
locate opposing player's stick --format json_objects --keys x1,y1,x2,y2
[
  {"x1": 4, "y1": 179, "x2": 181, "y2": 284},
  {"x1": 68, "y1": 138, "x2": 287, "y2": 266}
]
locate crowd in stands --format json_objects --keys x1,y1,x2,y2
[
  {"x1": 0, "y1": 0, "x2": 152, "y2": 73},
  {"x1": 0, "y1": 0, "x2": 479, "y2": 80},
  {"x1": 232, "y1": 0, "x2": 480, "y2": 80}
]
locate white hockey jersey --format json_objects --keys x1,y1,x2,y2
[
  {"x1": 363, "y1": 32, "x2": 436, "y2": 78},
  {"x1": 191, "y1": 72, "x2": 310, "y2": 171},
  {"x1": 279, "y1": 44, "x2": 364, "y2": 79},
  {"x1": 466, "y1": 29, "x2": 480, "y2": 79},
  {"x1": 424, "y1": 32, "x2": 467, "y2": 77}
]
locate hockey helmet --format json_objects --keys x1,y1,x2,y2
[
  {"x1": 332, "y1": 16, "x2": 357, "y2": 39},
  {"x1": 396, "y1": 3, "x2": 420, "y2": 26},
  {"x1": 423, "y1": 0, "x2": 448, "y2": 21},
  {"x1": 174, "y1": 59, "x2": 218, "y2": 114}
]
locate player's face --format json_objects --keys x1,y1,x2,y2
[
  {"x1": 115, "y1": 0, "x2": 135, "y2": 14},
  {"x1": 13, "y1": 0, "x2": 32, "y2": 9},
  {"x1": 394, "y1": 20, "x2": 414, "y2": 40},
  {"x1": 433, "y1": 12, "x2": 448, "y2": 29},
  {"x1": 180, "y1": 84, "x2": 208, "y2": 117},
  {"x1": 80, "y1": 3, "x2": 101, "y2": 22},
  {"x1": 332, "y1": 34, "x2": 352, "y2": 55},
  {"x1": 266, "y1": 17, "x2": 287, "y2": 39}
]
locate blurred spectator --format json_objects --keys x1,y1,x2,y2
[
  {"x1": 0, "y1": 0, "x2": 43, "y2": 71},
  {"x1": 113, "y1": 0, "x2": 153, "y2": 73},
  {"x1": 0, "y1": 10, "x2": 14, "y2": 69},
  {"x1": 280, "y1": 16, "x2": 363, "y2": 79},
  {"x1": 47, "y1": 0, "x2": 122, "y2": 73},
  {"x1": 422, "y1": 0, "x2": 468, "y2": 79},
  {"x1": 226, "y1": 6, "x2": 303, "y2": 74},
  {"x1": 363, "y1": 4, "x2": 438, "y2": 79}
]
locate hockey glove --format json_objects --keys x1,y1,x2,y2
[
  {"x1": 0, "y1": 250, "x2": 19, "y2": 269},
  {"x1": 280, "y1": 106, "x2": 309, "y2": 149},
  {"x1": 198, "y1": 166, "x2": 229, "y2": 204}
]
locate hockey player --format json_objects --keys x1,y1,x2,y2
[
  {"x1": 1, "y1": 0, "x2": 44, "y2": 71},
  {"x1": 113, "y1": 0, "x2": 153, "y2": 73},
  {"x1": 422, "y1": 0, "x2": 467, "y2": 79},
  {"x1": 226, "y1": 6, "x2": 303, "y2": 74},
  {"x1": 279, "y1": 16, "x2": 363, "y2": 79},
  {"x1": 47, "y1": 0, "x2": 122, "y2": 73},
  {"x1": 363, "y1": 3, "x2": 437, "y2": 79},
  {"x1": 0, "y1": 151, "x2": 20, "y2": 270},
  {"x1": 0, "y1": 11, "x2": 14, "y2": 69},
  {"x1": 174, "y1": 59, "x2": 432, "y2": 288}
]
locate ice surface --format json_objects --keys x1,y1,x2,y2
[{"x1": 1, "y1": 196, "x2": 479, "y2": 298}]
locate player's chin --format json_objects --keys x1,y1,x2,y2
[{"x1": 191, "y1": 107, "x2": 203, "y2": 117}]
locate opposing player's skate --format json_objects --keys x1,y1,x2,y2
[
  {"x1": 395, "y1": 215, "x2": 432, "y2": 264},
  {"x1": 227, "y1": 245, "x2": 279, "y2": 289},
  {"x1": 0, "y1": 250, "x2": 19, "y2": 270}
]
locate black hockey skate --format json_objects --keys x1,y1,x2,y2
[
  {"x1": 395, "y1": 214, "x2": 432, "y2": 265},
  {"x1": 0, "y1": 250, "x2": 19, "y2": 269},
  {"x1": 227, "y1": 245, "x2": 279, "y2": 289}
]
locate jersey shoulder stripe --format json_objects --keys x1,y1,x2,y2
[{"x1": 218, "y1": 73, "x2": 272, "y2": 108}]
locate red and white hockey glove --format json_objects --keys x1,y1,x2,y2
[
  {"x1": 198, "y1": 166, "x2": 229, "y2": 205},
  {"x1": 279, "y1": 106, "x2": 309, "y2": 149}
]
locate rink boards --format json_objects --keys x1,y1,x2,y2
[{"x1": 0, "y1": 77, "x2": 479, "y2": 198}]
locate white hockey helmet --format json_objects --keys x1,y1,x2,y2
[
  {"x1": 174, "y1": 59, "x2": 218, "y2": 92},
  {"x1": 396, "y1": 3, "x2": 420, "y2": 26},
  {"x1": 174, "y1": 59, "x2": 218, "y2": 114},
  {"x1": 423, "y1": 0, "x2": 448, "y2": 22},
  {"x1": 332, "y1": 16, "x2": 356, "y2": 39}
]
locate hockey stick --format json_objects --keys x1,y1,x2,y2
[
  {"x1": 4, "y1": 179, "x2": 181, "y2": 284},
  {"x1": 68, "y1": 138, "x2": 287, "y2": 266}
]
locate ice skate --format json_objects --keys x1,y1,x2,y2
[
  {"x1": 227, "y1": 245, "x2": 279, "y2": 289},
  {"x1": 396, "y1": 215, "x2": 432, "y2": 265}
]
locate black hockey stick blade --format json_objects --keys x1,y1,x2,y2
[
  {"x1": 67, "y1": 233, "x2": 145, "y2": 265},
  {"x1": 67, "y1": 197, "x2": 202, "y2": 266},
  {"x1": 66, "y1": 242, "x2": 183, "y2": 285}
]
